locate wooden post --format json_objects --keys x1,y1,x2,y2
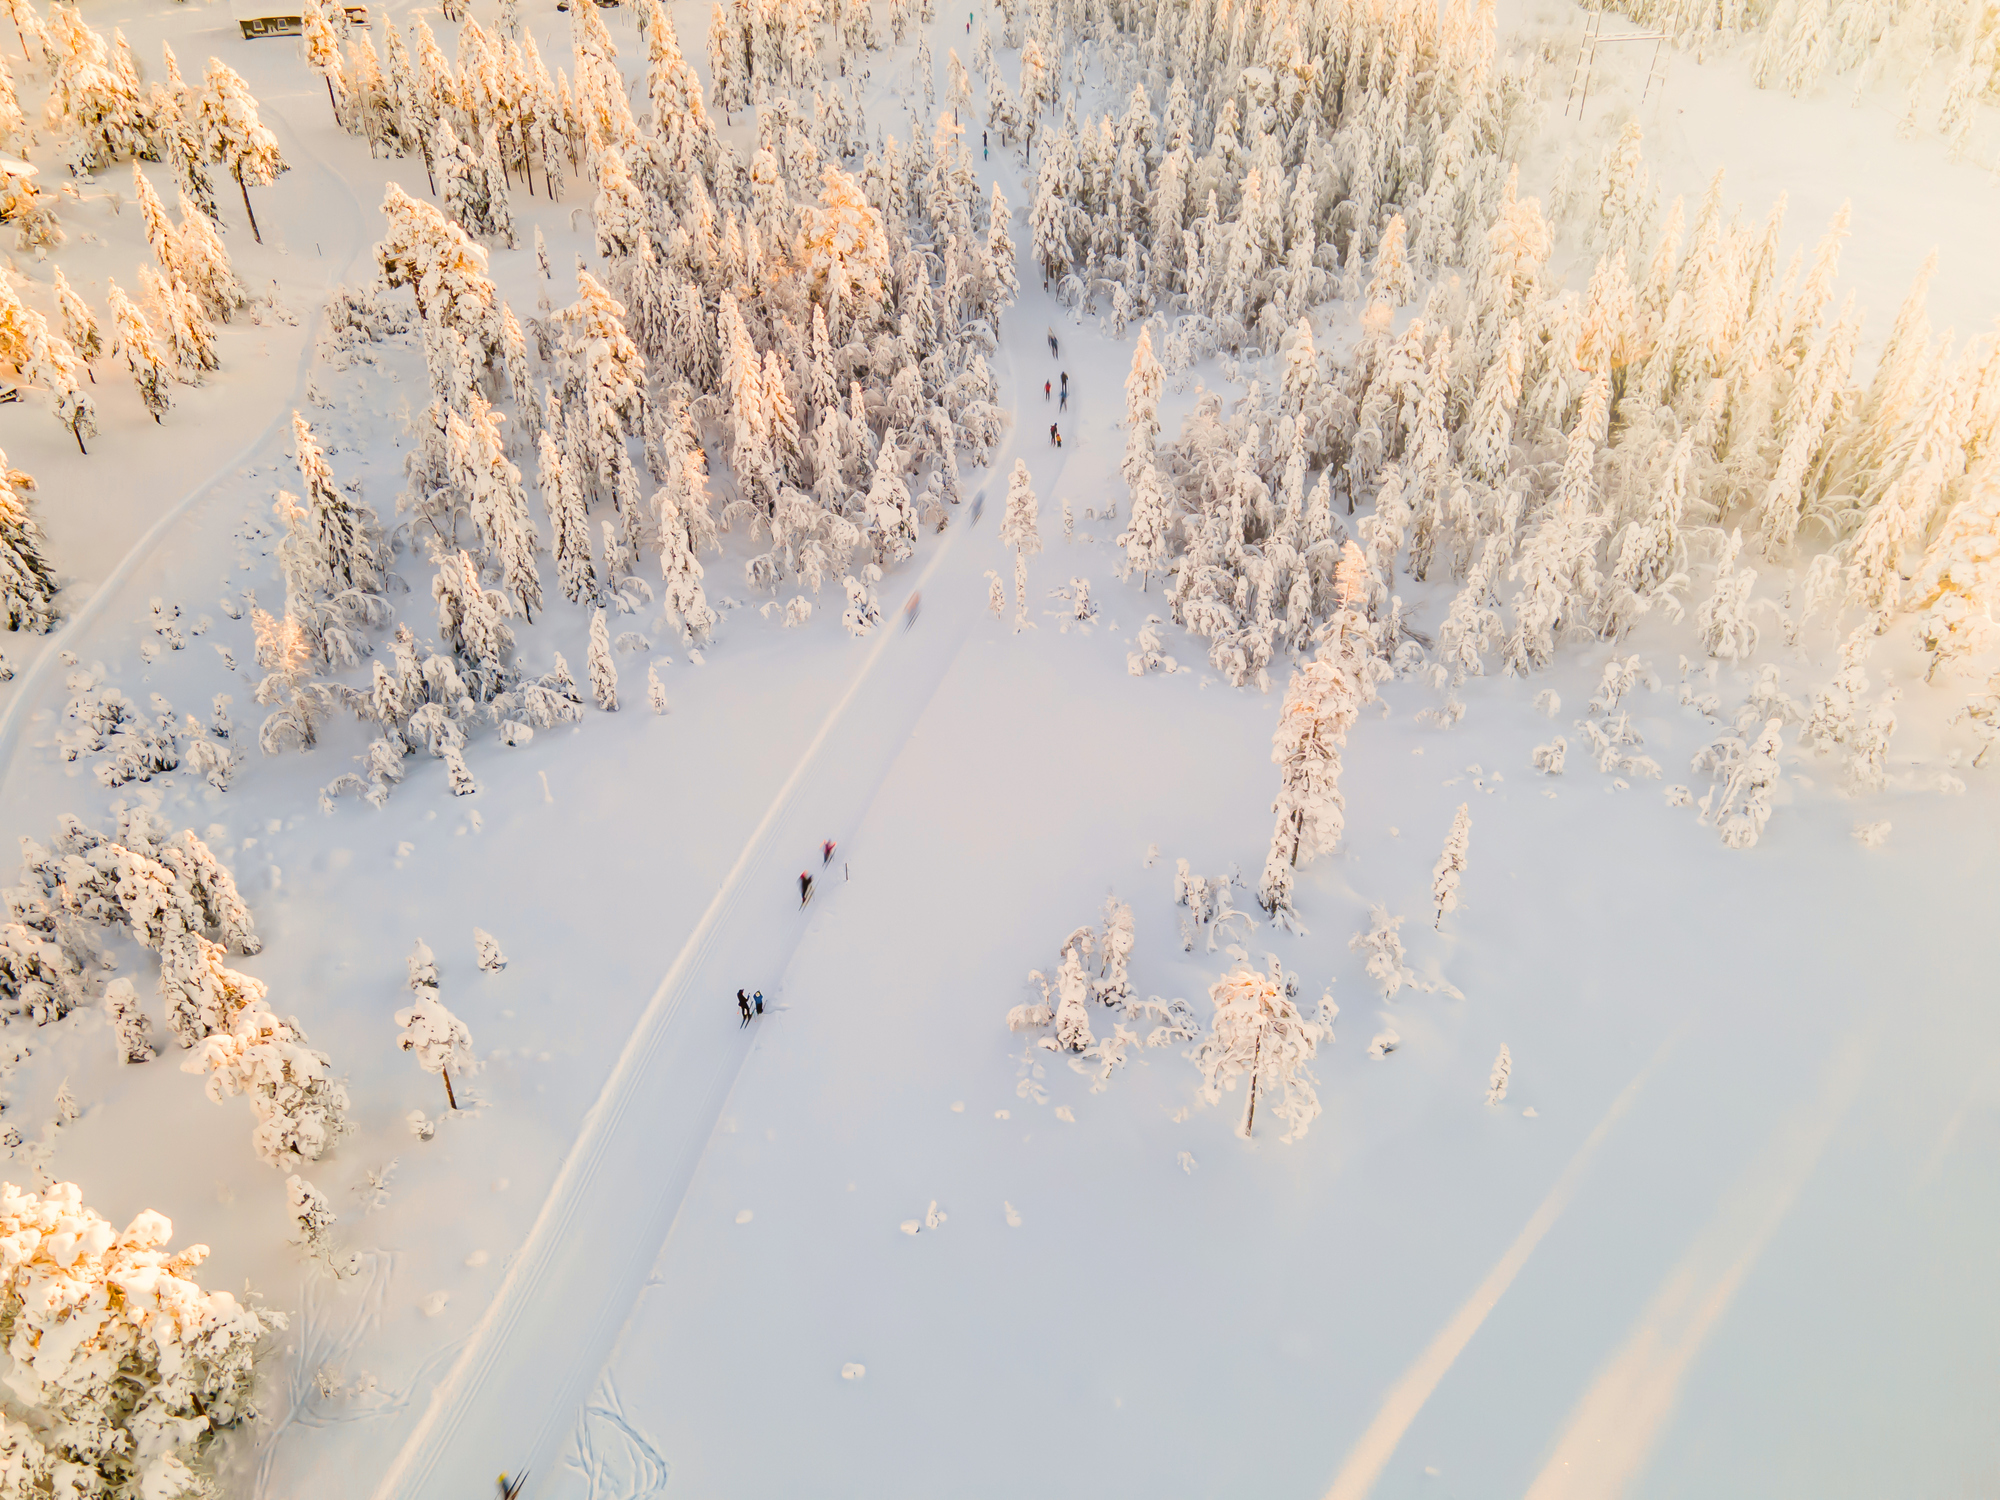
[{"x1": 442, "y1": 1065, "x2": 458, "y2": 1110}]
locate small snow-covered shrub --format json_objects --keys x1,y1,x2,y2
[{"x1": 1350, "y1": 906, "x2": 1412, "y2": 998}]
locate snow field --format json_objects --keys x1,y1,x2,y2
[{"x1": 0, "y1": 0, "x2": 1993, "y2": 1492}]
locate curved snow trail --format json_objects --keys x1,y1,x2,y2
[
  {"x1": 0, "y1": 101, "x2": 364, "y2": 794},
  {"x1": 1520, "y1": 1027, "x2": 1871, "y2": 1500},
  {"x1": 1320, "y1": 1030, "x2": 1683, "y2": 1500}
]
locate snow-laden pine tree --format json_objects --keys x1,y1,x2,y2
[
  {"x1": 1192, "y1": 966, "x2": 1321, "y2": 1141},
  {"x1": 0, "y1": 449, "x2": 58, "y2": 633},
  {"x1": 1487, "y1": 1044, "x2": 1512, "y2": 1105},
  {"x1": 397, "y1": 938, "x2": 475, "y2": 1108},
  {"x1": 1000, "y1": 459, "x2": 1040, "y2": 628},
  {"x1": 1050, "y1": 927, "x2": 1096, "y2": 1051},
  {"x1": 539, "y1": 428, "x2": 596, "y2": 605},
  {"x1": 51, "y1": 268, "x2": 101, "y2": 369},
  {"x1": 587, "y1": 607, "x2": 618, "y2": 710},
  {"x1": 1350, "y1": 906, "x2": 1411, "y2": 999},
  {"x1": 173, "y1": 188, "x2": 249, "y2": 321},
  {"x1": 0, "y1": 1181, "x2": 275, "y2": 1497},
  {"x1": 447, "y1": 391, "x2": 541, "y2": 620},
  {"x1": 104, "y1": 977, "x2": 154, "y2": 1063},
  {"x1": 197, "y1": 59, "x2": 288, "y2": 242},
  {"x1": 376, "y1": 183, "x2": 502, "y2": 365},
  {"x1": 1432, "y1": 803, "x2": 1471, "y2": 926},
  {"x1": 1257, "y1": 611, "x2": 1376, "y2": 918},
  {"x1": 106, "y1": 278, "x2": 172, "y2": 422}
]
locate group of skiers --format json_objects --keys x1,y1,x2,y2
[
  {"x1": 1045, "y1": 356, "x2": 1067, "y2": 446},
  {"x1": 750, "y1": 841, "x2": 843, "y2": 1019}
]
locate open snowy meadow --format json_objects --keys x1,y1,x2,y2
[{"x1": 0, "y1": 0, "x2": 1992, "y2": 1493}]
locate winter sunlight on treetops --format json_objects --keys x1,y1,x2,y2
[{"x1": 0, "y1": 0, "x2": 1987, "y2": 1492}]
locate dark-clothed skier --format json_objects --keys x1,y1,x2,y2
[{"x1": 799, "y1": 871, "x2": 814, "y2": 906}]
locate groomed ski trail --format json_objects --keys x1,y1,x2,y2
[{"x1": 370, "y1": 291, "x2": 1052, "y2": 1500}]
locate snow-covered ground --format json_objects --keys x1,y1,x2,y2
[{"x1": 1, "y1": 0, "x2": 1997, "y2": 1496}]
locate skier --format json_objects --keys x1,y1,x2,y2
[
  {"x1": 799, "y1": 871, "x2": 814, "y2": 906},
  {"x1": 754, "y1": 990, "x2": 765, "y2": 1016},
  {"x1": 1047, "y1": 327, "x2": 1056, "y2": 356},
  {"x1": 498, "y1": 1474, "x2": 528, "y2": 1500},
  {"x1": 982, "y1": 129, "x2": 988, "y2": 160},
  {"x1": 1049, "y1": 422, "x2": 1057, "y2": 445},
  {"x1": 1044, "y1": 380, "x2": 1051, "y2": 401},
  {"x1": 971, "y1": 489, "x2": 985, "y2": 525},
  {"x1": 1061, "y1": 371, "x2": 1068, "y2": 394},
  {"x1": 904, "y1": 591, "x2": 922, "y2": 629},
  {"x1": 1056, "y1": 428, "x2": 1063, "y2": 448},
  {"x1": 1060, "y1": 386, "x2": 1068, "y2": 412},
  {"x1": 737, "y1": 989, "x2": 751, "y2": 1025}
]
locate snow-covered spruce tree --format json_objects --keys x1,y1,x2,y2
[
  {"x1": 197, "y1": 59, "x2": 289, "y2": 243},
  {"x1": 397, "y1": 938, "x2": 474, "y2": 1109},
  {"x1": 431, "y1": 545, "x2": 516, "y2": 700},
  {"x1": 1431, "y1": 803, "x2": 1471, "y2": 927},
  {"x1": 0, "y1": 1181, "x2": 278, "y2": 1498},
  {"x1": 104, "y1": 977, "x2": 155, "y2": 1063},
  {"x1": 183, "y1": 985, "x2": 353, "y2": 1169},
  {"x1": 106, "y1": 278, "x2": 172, "y2": 423},
  {"x1": 1096, "y1": 896, "x2": 1135, "y2": 1009},
  {"x1": 587, "y1": 607, "x2": 618, "y2": 710},
  {"x1": 1258, "y1": 610, "x2": 1376, "y2": 920},
  {"x1": 376, "y1": 183, "x2": 502, "y2": 365},
  {"x1": 1052, "y1": 926, "x2": 1094, "y2": 1052},
  {"x1": 999, "y1": 458, "x2": 1040, "y2": 628},
  {"x1": 447, "y1": 391, "x2": 541, "y2": 620},
  {"x1": 276, "y1": 412, "x2": 388, "y2": 668},
  {"x1": 1191, "y1": 967, "x2": 1321, "y2": 1141},
  {"x1": 0, "y1": 449, "x2": 58, "y2": 633},
  {"x1": 0, "y1": 276, "x2": 94, "y2": 452}
]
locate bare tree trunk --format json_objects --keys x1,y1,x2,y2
[
  {"x1": 442, "y1": 1065, "x2": 458, "y2": 1110},
  {"x1": 1243, "y1": 1026, "x2": 1263, "y2": 1137},
  {"x1": 325, "y1": 75, "x2": 341, "y2": 126},
  {"x1": 237, "y1": 169, "x2": 262, "y2": 243}
]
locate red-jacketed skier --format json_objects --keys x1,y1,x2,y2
[{"x1": 823, "y1": 839, "x2": 836, "y2": 865}]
